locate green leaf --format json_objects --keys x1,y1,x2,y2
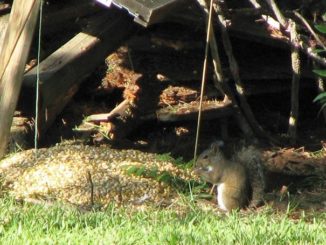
[
  {"x1": 135, "y1": 166, "x2": 146, "y2": 176},
  {"x1": 317, "y1": 103, "x2": 326, "y2": 117},
  {"x1": 148, "y1": 167, "x2": 159, "y2": 178},
  {"x1": 313, "y1": 69, "x2": 326, "y2": 77},
  {"x1": 313, "y1": 92, "x2": 326, "y2": 103},
  {"x1": 125, "y1": 166, "x2": 139, "y2": 175},
  {"x1": 157, "y1": 172, "x2": 172, "y2": 183},
  {"x1": 313, "y1": 48, "x2": 326, "y2": 54},
  {"x1": 315, "y1": 24, "x2": 326, "y2": 34}
]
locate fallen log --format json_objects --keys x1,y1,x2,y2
[
  {"x1": 76, "y1": 44, "x2": 234, "y2": 141},
  {"x1": 263, "y1": 148, "x2": 326, "y2": 177}
]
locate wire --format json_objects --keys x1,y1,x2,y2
[
  {"x1": 34, "y1": 0, "x2": 43, "y2": 157},
  {"x1": 193, "y1": 0, "x2": 214, "y2": 164}
]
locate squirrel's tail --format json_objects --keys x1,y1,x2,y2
[{"x1": 236, "y1": 145, "x2": 266, "y2": 207}]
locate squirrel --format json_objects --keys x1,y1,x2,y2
[{"x1": 194, "y1": 141, "x2": 266, "y2": 212}]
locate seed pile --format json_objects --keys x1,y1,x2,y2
[{"x1": 0, "y1": 144, "x2": 195, "y2": 207}]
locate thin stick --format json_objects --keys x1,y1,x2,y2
[
  {"x1": 198, "y1": 0, "x2": 253, "y2": 138},
  {"x1": 265, "y1": 0, "x2": 287, "y2": 28},
  {"x1": 214, "y1": 1, "x2": 274, "y2": 142},
  {"x1": 293, "y1": 11, "x2": 326, "y2": 50},
  {"x1": 34, "y1": 0, "x2": 43, "y2": 156},
  {"x1": 249, "y1": 0, "x2": 326, "y2": 67},
  {"x1": 86, "y1": 170, "x2": 94, "y2": 207},
  {"x1": 287, "y1": 20, "x2": 301, "y2": 144},
  {"x1": 194, "y1": 0, "x2": 214, "y2": 163}
]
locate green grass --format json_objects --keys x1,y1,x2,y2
[{"x1": 0, "y1": 197, "x2": 325, "y2": 245}]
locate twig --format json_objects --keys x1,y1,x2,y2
[
  {"x1": 197, "y1": 0, "x2": 254, "y2": 138},
  {"x1": 249, "y1": 0, "x2": 326, "y2": 67},
  {"x1": 196, "y1": 0, "x2": 225, "y2": 95},
  {"x1": 299, "y1": 37, "x2": 326, "y2": 67},
  {"x1": 86, "y1": 99, "x2": 131, "y2": 122},
  {"x1": 248, "y1": 0, "x2": 282, "y2": 31},
  {"x1": 287, "y1": 20, "x2": 301, "y2": 144},
  {"x1": 248, "y1": 0, "x2": 261, "y2": 9},
  {"x1": 263, "y1": 0, "x2": 302, "y2": 143},
  {"x1": 214, "y1": 1, "x2": 275, "y2": 142},
  {"x1": 229, "y1": 8, "x2": 265, "y2": 17},
  {"x1": 264, "y1": 0, "x2": 287, "y2": 28},
  {"x1": 293, "y1": 11, "x2": 326, "y2": 50},
  {"x1": 86, "y1": 170, "x2": 94, "y2": 207}
]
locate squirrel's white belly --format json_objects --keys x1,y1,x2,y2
[{"x1": 217, "y1": 183, "x2": 228, "y2": 211}]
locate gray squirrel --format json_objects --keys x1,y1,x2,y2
[{"x1": 194, "y1": 141, "x2": 266, "y2": 211}]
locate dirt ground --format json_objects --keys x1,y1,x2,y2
[{"x1": 1, "y1": 6, "x2": 323, "y2": 214}]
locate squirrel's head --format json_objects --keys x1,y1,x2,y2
[{"x1": 194, "y1": 141, "x2": 225, "y2": 184}]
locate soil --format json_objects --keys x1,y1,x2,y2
[{"x1": 4, "y1": 1, "x2": 326, "y2": 213}]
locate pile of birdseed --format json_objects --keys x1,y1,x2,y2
[{"x1": 0, "y1": 144, "x2": 196, "y2": 207}]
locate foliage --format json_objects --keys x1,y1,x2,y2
[
  {"x1": 123, "y1": 164, "x2": 206, "y2": 194},
  {"x1": 314, "y1": 21, "x2": 326, "y2": 110}
]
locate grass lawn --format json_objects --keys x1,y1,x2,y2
[{"x1": 0, "y1": 196, "x2": 325, "y2": 245}]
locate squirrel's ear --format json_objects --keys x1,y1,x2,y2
[
  {"x1": 216, "y1": 140, "x2": 224, "y2": 147},
  {"x1": 210, "y1": 140, "x2": 224, "y2": 152}
]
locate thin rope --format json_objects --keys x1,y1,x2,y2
[
  {"x1": 193, "y1": 0, "x2": 214, "y2": 163},
  {"x1": 34, "y1": 0, "x2": 43, "y2": 157}
]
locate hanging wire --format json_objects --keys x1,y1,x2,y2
[
  {"x1": 193, "y1": 0, "x2": 214, "y2": 163},
  {"x1": 34, "y1": 0, "x2": 43, "y2": 157}
]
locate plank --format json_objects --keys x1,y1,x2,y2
[
  {"x1": 0, "y1": 0, "x2": 41, "y2": 158},
  {"x1": 22, "y1": 12, "x2": 135, "y2": 136}
]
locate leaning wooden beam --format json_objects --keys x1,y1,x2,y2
[
  {"x1": 197, "y1": 0, "x2": 254, "y2": 138},
  {"x1": 42, "y1": 0, "x2": 102, "y2": 35},
  {"x1": 0, "y1": 0, "x2": 41, "y2": 159},
  {"x1": 22, "y1": 12, "x2": 134, "y2": 137},
  {"x1": 214, "y1": 1, "x2": 277, "y2": 143},
  {"x1": 0, "y1": 13, "x2": 9, "y2": 46}
]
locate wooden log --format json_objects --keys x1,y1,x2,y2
[
  {"x1": 0, "y1": 0, "x2": 41, "y2": 158},
  {"x1": 21, "y1": 11, "x2": 135, "y2": 137},
  {"x1": 78, "y1": 42, "x2": 234, "y2": 141},
  {"x1": 263, "y1": 148, "x2": 326, "y2": 177},
  {"x1": 42, "y1": 0, "x2": 102, "y2": 35},
  {"x1": 0, "y1": 14, "x2": 9, "y2": 47},
  {"x1": 84, "y1": 99, "x2": 233, "y2": 123},
  {"x1": 154, "y1": 100, "x2": 233, "y2": 122},
  {"x1": 86, "y1": 99, "x2": 131, "y2": 122}
]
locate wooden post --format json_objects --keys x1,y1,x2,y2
[
  {"x1": 0, "y1": 13, "x2": 9, "y2": 47},
  {"x1": 0, "y1": 0, "x2": 40, "y2": 158}
]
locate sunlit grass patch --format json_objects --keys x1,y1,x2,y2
[{"x1": 0, "y1": 196, "x2": 325, "y2": 245}]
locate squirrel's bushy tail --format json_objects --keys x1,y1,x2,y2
[{"x1": 236, "y1": 145, "x2": 266, "y2": 207}]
